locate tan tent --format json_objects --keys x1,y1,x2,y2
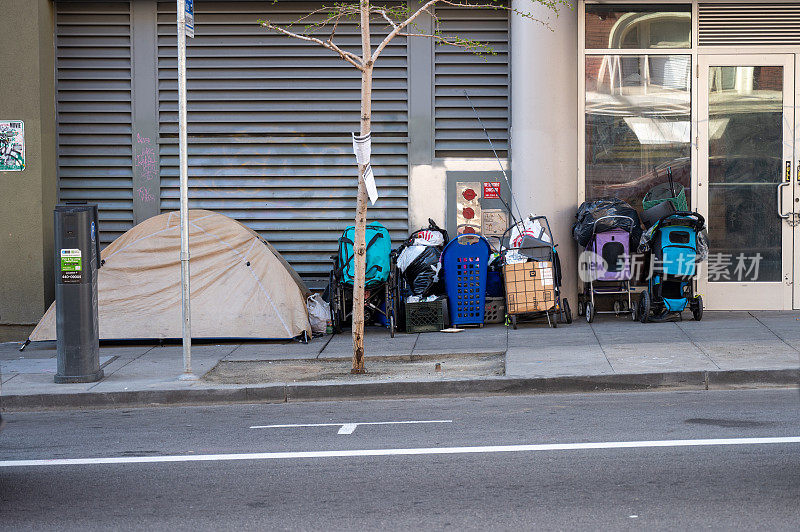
[{"x1": 31, "y1": 210, "x2": 311, "y2": 341}]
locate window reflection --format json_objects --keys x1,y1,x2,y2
[
  {"x1": 586, "y1": 4, "x2": 691, "y2": 49},
  {"x1": 708, "y1": 66, "x2": 784, "y2": 282},
  {"x1": 585, "y1": 55, "x2": 691, "y2": 209}
]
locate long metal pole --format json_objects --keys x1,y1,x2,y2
[
  {"x1": 177, "y1": 0, "x2": 195, "y2": 380},
  {"x1": 464, "y1": 90, "x2": 525, "y2": 226}
]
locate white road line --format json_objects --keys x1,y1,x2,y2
[
  {"x1": 249, "y1": 420, "x2": 453, "y2": 435},
  {"x1": 2, "y1": 436, "x2": 799, "y2": 468}
]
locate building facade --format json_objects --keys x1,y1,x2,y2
[
  {"x1": 1, "y1": 0, "x2": 798, "y2": 336},
  {"x1": 576, "y1": 1, "x2": 799, "y2": 311}
]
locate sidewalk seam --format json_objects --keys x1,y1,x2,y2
[
  {"x1": 86, "y1": 346, "x2": 157, "y2": 390},
  {"x1": 315, "y1": 334, "x2": 335, "y2": 359},
  {"x1": 224, "y1": 344, "x2": 243, "y2": 360},
  {"x1": 588, "y1": 322, "x2": 615, "y2": 373},
  {"x1": 409, "y1": 332, "x2": 420, "y2": 356},
  {"x1": 674, "y1": 321, "x2": 721, "y2": 371},
  {"x1": 750, "y1": 312, "x2": 800, "y2": 355}
]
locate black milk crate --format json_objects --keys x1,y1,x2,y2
[
  {"x1": 404, "y1": 297, "x2": 448, "y2": 333},
  {"x1": 484, "y1": 297, "x2": 505, "y2": 324}
]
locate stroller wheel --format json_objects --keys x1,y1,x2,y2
[
  {"x1": 563, "y1": 299, "x2": 573, "y2": 324},
  {"x1": 692, "y1": 295, "x2": 704, "y2": 321},
  {"x1": 585, "y1": 302, "x2": 595, "y2": 323},
  {"x1": 389, "y1": 314, "x2": 395, "y2": 338},
  {"x1": 333, "y1": 283, "x2": 345, "y2": 333},
  {"x1": 639, "y1": 291, "x2": 651, "y2": 323},
  {"x1": 577, "y1": 301, "x2": 585, "y2": 317}
]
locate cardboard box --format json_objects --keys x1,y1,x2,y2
[{"x1": 503, "y1": 261, "x2": 555, "y2": 314}]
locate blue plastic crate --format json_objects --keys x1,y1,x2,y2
[{"x1": 442, "y1": 235, "x2": 490, "y2": 327}]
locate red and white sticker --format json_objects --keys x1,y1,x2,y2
[{"x1": 483, "y1": 182, "x2": 501, "y2": 199}]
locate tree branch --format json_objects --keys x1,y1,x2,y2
[
  {"x1": 259, "y1": 20, "x2": 364, "y2": 70},
  {"x1": 436, "y1": 0, "x2": 553, "y2": 30},
  {"x1": 398, "y1": 31, "x2": 492, "y2": 54},
  {"x1": 371, "y1": 0, "x2": 440, "y2": 64},
  {"x1": 374, "y1": 8, "x2": 399, "y2": 30}
]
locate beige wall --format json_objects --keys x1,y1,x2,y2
[
  {"x1": 0, "y1": 0, "x2": 56, "y2": 329},
  {"x1": 511, "y1": 2, "x2": 579, "y2": 304}
]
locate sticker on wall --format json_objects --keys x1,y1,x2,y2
[
  {"x1": 456, "y1": 181, "x2": 482, "y2": 236},
  {"x1": 481, "y1": 209, "x2": 508, "y2": 250},
  {"x1": 0, "y1": 120, "x2": 25, "y2": 171},
  {"x1": 483, "y1": 182, "x2": 501, "y2": 199},
  {"x1": 60, "y1": 249, "x2": 82, "y2": 284}
]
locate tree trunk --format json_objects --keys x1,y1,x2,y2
[{"x1": 351, "y1": 0, "x2": 372, "y2": 374}]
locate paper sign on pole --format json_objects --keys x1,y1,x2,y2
[
  {"x1": 364, "y1": 163, "x2": 379, "y2": 205},
  {"x1": 184, "y1": 0, "x2": 195, "y2": 38},
  {"x1": 352, "y1": 132, "x2": 371, "y2": 165}
]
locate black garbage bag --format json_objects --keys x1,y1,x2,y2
[
  {"x1": 572, "y1": 197, "x2": 642, "y2": 247},
  {"x1": 402, "y1": 246, "x2": 441, "y2": 297}
]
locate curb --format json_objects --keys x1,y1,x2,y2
[{"x1": 1, "y1": 368, "x2": 797, "y2": 410}]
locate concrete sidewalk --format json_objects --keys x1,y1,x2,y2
[{"x1": 1, "y1": 311, "x2": 798, "y2": 409}]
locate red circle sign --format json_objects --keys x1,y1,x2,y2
[
  {"x1": 462, "y1": 207, "x2": 475, "y2": 219},
  {"x1": 461, "y1": 188, "x2": 477, "y2": 201}
]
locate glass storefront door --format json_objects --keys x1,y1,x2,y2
[{"x1": 698, "y1": 54, "x2": 798, "y2": 310}]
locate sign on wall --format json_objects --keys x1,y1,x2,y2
[
  {"x1": 0, "y1": 120, "x2": 25, "y2": 171},
  {"x1": 483, "y1": 181, "x2": 501, "y2": 199}
]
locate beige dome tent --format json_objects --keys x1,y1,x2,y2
[{"x1": 30, "y1": 210, "x2": 311, "y2": 341}]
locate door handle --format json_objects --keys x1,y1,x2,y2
[
  {"x1": 778, "y1": 162, "x2": 791, "y2": 219},
  {"x1": 777, "y1": 182, "x2": 790, "y2": 219}
]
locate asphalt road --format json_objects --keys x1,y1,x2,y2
[{"x1": 1, "y1": 388, "x2": 799, "y2": 530}]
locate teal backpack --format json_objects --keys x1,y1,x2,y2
[{"x1": 335, "y1": 222, "x2": 391, "y2": 288}]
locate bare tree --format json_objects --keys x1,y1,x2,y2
[{"x1": 259, "y1": 0, "x2": 566, "y2": 373}]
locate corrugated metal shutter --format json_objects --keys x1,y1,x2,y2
[
  {"x1": 55, "y1": 1, "x2": 134, "y2": 246},
  {"x1": 156, "y1": 1, "x2": 409, "y2": 284},
  {"x1": 699, "y1": 3, "x2": 800, "y2": 46},
  {"x1": 434, "y1": 5, "x2": 509, "y2": 158}
]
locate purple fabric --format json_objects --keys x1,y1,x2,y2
[{"x1": 590, "y1": 230, "x2": 631, "y2": 281}]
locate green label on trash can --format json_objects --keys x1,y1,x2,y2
[{"x1": 60, "y1": 248, "x2": 82, "y2": 283}]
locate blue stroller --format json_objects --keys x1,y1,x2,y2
[{"x1": 637, "y1": 212, "x2": 705, "y2": 323}]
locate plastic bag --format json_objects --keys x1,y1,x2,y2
[
  {"x1": 397, "y1": 245, "x2": 425, "y2": 273},
  {"x1": 696, "y1": 230, "x2": 709, "y2": 263},
  {"x1": 306, "y1": 293, "x2": 331, "y2": 337},
  {"x1": 509, "y1": 217, "x2": 550, "y2": 248},
  {"x1": 638, "y1": 224, "x2": 657, "y2": 253},
  {"x1": 504, "y1": 250, "x2": 528, "y2": 265},
  {"x1": 572, "y1": 197, "x2": 642, "y2": 248},
  {"x1": 403, "y1": 246, "x2": 442, "y2": 296},
  {"x1": 404, "y1": 219, "x2": 448, "y2": 249},
  {"x1": 411, "y1": 230, "x2": 444, "y2": 248}
]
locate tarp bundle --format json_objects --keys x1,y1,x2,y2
[
  {"x1": 30, "y1": 210, "x2": 312, "y2": 341},
  {"x1": 396, "y1": 219, "x2": 448, "y2": 298},
  {"x1": 572, "y1": 197, "x2": 643, "y2": 247}
]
